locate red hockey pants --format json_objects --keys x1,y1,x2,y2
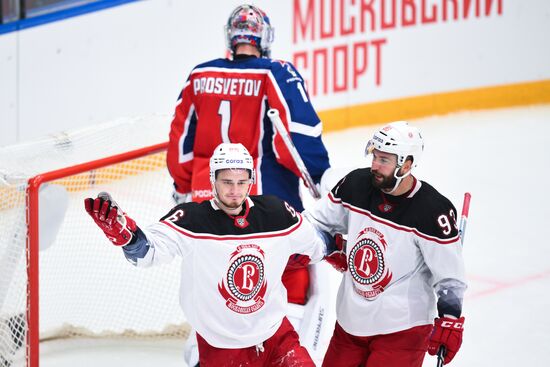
[
  {"x1": 196, "y1": 317, "x2": 315, "y2": 367},
  {"x1": 322, "y1": 321, "x2": 432, "y2": 367}
]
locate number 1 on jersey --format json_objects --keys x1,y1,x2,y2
[{"x1": 218, "y1": 100, "x2": 231, "y2": 144}]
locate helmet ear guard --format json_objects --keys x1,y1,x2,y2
[
  {"x1": 366, "y1": 121, "x2": 424, "y2": 168},
  {"x1": 224, "y1": 4, "x2": 274, "y2": 57}
]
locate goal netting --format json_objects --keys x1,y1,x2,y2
[{"x1": 0, "y1": 116, "x2": 190, "y2": 366}]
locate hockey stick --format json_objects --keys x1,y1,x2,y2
[
  {"x1": 458, "y1": 192, "x2": 471, "y2": 246},
  {"x1": 436, "y1": 192, "x2": 471, "y2": 367},
  {"x1": 267, "y1": 108, "x2": 321, "y2": 199}
]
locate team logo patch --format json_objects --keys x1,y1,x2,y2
[
  {"x1": 378, "y1": 203, "x2": 393, "y2": 213},
  {"x1": 234, "y1": 216, "x2": 249, "y2": 228},
  {"x1": 348, "y1": 227, "x2": 393, "y2": 299},
  {"x1": 218, "y1": 244, "x2": 267, "y2": 314}
]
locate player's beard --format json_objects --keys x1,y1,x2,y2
[
  {"x1": 371, "y1": 170, "x2": 397, "y2": 190},
  {"x1": 219, "y1": 196, "x2": 245, "y2": 210},
  {"x1": 217, "y1": 189, "x2": 249, "y2": 211}
]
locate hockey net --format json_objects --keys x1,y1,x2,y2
[{"x1": 0, "y1": 116, "x2": 190, "y2": 366}]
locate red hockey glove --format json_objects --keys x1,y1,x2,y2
[
  {"x1": 324, "y1": 233, "x2": 347, "y2": 272},
  {"x1": 84, "y1": 192, "x2": 137, "y2": 246},
  {"x1": 428, "y1": 316, "x2": 465, "y2": 365}
]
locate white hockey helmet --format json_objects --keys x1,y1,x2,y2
[
  {"x1": 209, "y1": 143, "x2": 256, "y2": 184},
  {"x1": 366, "y1": 121, "x2": 424, "y2": 168},
  {"x1": 224, "y1": 4, "x2": 274, "y2": 57}
]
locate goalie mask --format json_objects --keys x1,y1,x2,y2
[
  {"x1": 365, "y1": 121, "x2": 424, "y2": 193},
  {"x1": 224, "y1": 4, "x2": 274, "y2": 57}
]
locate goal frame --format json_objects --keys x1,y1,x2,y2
[{"x1": 25, "y1": 142, "x2": 168, "y2": 367}]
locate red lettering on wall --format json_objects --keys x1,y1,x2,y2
[
  {"x1": 360, "y1": 0, "x2": 376, "y2": 32},
  {"x1": 402, "y1": 0, "x2": 416, "y2": 27},
  {"x1": 422, "y1": 0, "x2": 437, "y2": 24},
  {"x1": 371, "y1": 39, "x2": 386, "y2": 86},
  {"x1": 381, "y1": 0, "x2": 397, "y2": 30},
  {"x1": 463, "y1": 0, "x2": 481, "y2": 18},
  {"x1": 293, "y1": 0, "x2": 315, "y2": 43},
  {"x1": 320, "y1": 0, "x2": 335, "y2": 39},
  {"x1": 292, "y1": 0, "x2": 505, "y2": 43},
  {"x1": 292, "y1": 38, "x2": 387, "y2": 96},
  {"x1": 353, "y1": 41, "x2": 368, "y2": 89},
  {"x1": 313, "y1": 48, "x2": 329, "y2": 95},
  {"x1": 340, "y1": 0, "x2": 356, "y2": 36},
  {"x1": 333, "y1": 45, "x2": 349, "y2": 92},
  {"x1": 289, "y1": 0, "x2": 505, "y2": 96},
  {"x1": 443, "y1": 0, "x2": 459, "y2": 21},
  {"x1": 463, "y1": 0, "x2": 503, "y2": 18},
  {"x1": 485, "y1": 0, "x2": 503, "y2": 16}
]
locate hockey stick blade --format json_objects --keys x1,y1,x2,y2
[{"x1": 267, "y1": 109, "x2": 321, "y2": 199}]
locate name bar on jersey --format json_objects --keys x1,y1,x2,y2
[{"x1": 193, "y1": 77, "x2": 262, "y2": 97}]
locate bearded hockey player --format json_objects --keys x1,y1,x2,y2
[{"x1": 305, "y1": 122, "x2": 468, "y2": 366}]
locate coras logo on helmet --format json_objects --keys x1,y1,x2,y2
[
  {"x1": 209, "y1": 143, "x2": 256, "y2": 184},
  {"x1": 365, "y1": 121, "x2": 424, "y2": 168},
  {"x1": 224, "y1": 4, "x2": 274, "y2": 57}
]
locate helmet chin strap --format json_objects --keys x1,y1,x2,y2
[{"x1": 382, "y1": 166, "x2": 412, "y2": 195}]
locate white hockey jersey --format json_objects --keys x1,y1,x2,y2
[
  {"x1": 305, "y1": 168, "x2": 467, "y2": 336},
  {"x1": 123, "y1": 195, "x2": 326, "y2": 348}
]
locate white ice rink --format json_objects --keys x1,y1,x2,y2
[{"x1": 35, "y1": 104, "x2": 550, "y2": 367}]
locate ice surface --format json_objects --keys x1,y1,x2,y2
[{"x1": 31, "y1": 105, "x2": 550, "y2": 367}]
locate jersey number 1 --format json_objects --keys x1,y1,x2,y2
[{"x1": 218, "y1": 100, "x2": 231, "y2": 143}]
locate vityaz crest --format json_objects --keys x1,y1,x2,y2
[
  {"x1": 348, "y1": 227, "x2": 393, "y2": 299},
  {"x1": 218, "y1": 244, "x2": 267, "y2": 314}
]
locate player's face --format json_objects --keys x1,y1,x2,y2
[
  {"x1": 370, "y1": 150, "x2": 398, "y2": 190},
  {"x1": 214, "y1": 169, "x2": 252, "y2": 209}
]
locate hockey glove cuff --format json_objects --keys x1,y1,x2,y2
[{"x1": 324, "y1": 233, "x2": 347, "y2": 272}]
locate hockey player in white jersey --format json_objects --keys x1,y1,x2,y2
[
  {"x1": 305, "y1": 122, "x2": 467, "y2": 366},
  {"x1": 84, "y1": 143, "x2": 337, "y2": 367}
]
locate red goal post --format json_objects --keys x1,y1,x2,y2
[{"x1": 0, "y1": 116, "x2": 190, "y2": 366}]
